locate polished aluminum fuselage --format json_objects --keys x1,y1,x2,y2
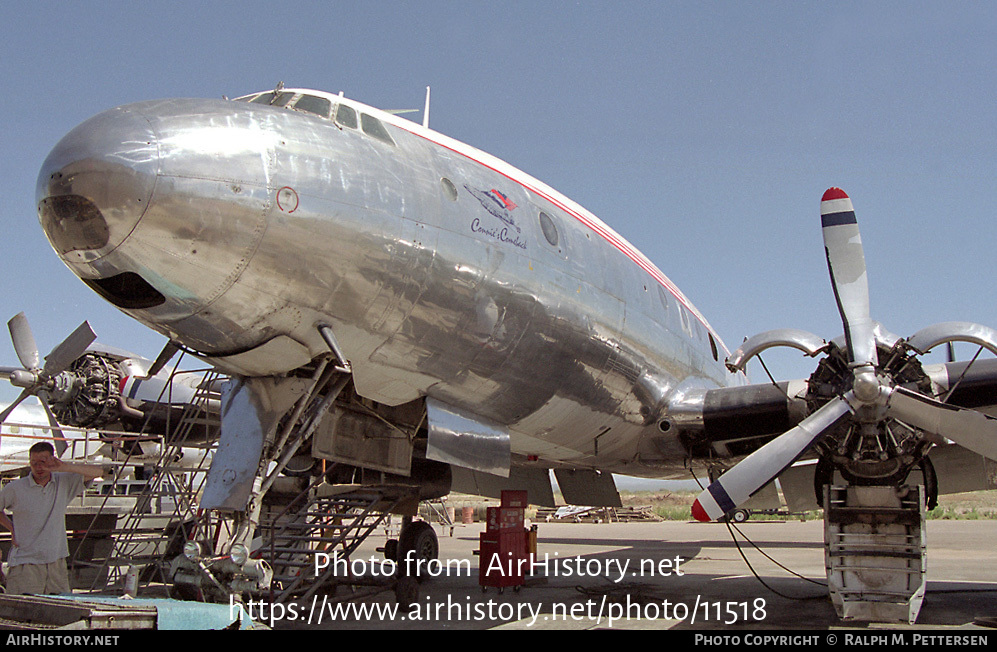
[{"x1": 37, "y1": 90, "x2": 743, "y2": 477}]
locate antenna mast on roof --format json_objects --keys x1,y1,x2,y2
[{"x1": 423, "y1": 86, "x2": 431, "y2": 129}]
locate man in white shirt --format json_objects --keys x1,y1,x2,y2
[{"x1": 0, "y1": 441, "x2": 103, "y2": 594}]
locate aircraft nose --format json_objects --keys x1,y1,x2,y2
[{"x1": 36, "y1": 106, "x2": 158, "y2": 265}]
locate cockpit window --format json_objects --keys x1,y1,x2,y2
[
  {"x1": 361, "y1": 113, "x2": 395, "y2": 146},
  {"x1": 293, "y1": 94, "x2": 332, "y2": 118},
  {"x1": 237, "y1": 92, "x2": 396, "y2": 148},
  {"x1": 335, "y1": 104, "x2": 358, "y2": 129},
  {"x1": 250, "y1": 91, "x2": 295, "y2": 107},
  {"x1": 273, "y1": 92, "x2": 295, "y2": 107}
]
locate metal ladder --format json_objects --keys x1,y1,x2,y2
[
  {"x1": 75, "y1": 369, "x2": 224, "y2": 593},
  {"x1": 824, "y1": 484, "x2": 927, "y2": 624},
  {"x1": 261, "y1": 483, "x2": 401, "y2": 604}
]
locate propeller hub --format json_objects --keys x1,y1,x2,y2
[
  {"x1": 9, "y1": 369, "x2": 39, "y2": 389},
  {"x1": 852, "y1": 366, "x2": 882, "y2": 404}
]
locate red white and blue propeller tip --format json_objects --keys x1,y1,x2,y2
[
  {"x1": 820, "y1": 187, "x2": 856, "y2": 227},
  {"x1": 691, "y1": 494, "x2": 714, "y2": 523}
]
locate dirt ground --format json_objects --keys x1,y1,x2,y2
[
  {"x1": 443, "y1": 488, "x2": 997, "y2": 521},
  {"x1": 619, "y1": 488, "x2": 997, "y2": 520}
]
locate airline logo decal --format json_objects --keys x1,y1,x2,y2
[{"x1": 465, "y1": 185, "x2": 527, "y2": 250}]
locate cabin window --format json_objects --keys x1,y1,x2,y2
[
  {"x1": 679, "y1": 307, "x2": 692, "y2": 335},
  {"x1": 539, "y1": 211, "x2": 559, "y2": 247},
  {"x1": 657, "y1": 286, "x2": 670, "y2": 314},
  {"x1": 441, "y1": 177, "x2": 458, "y2": 201},
  {"x1": 293, "y1": 94, "x2": 332, "y2": 118},
  {"x1": 361, "y1": 113, "x2": 395, "y2": 146},
  {"x1": 335, "y1": 104, "x2": 358, "y2": 129}
]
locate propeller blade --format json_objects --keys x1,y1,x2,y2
[
  {"x1": 144, "y1": 340, "x2": 180, "y2": 379},
  {"x1": 692, "y1": 395, "x2": 852, "y2": 522},
  {"x1": 886, "y1": 386, "x2": 997, "y2": 462},
  {"x1": 42, "y1": 321, "x2": 96, "y2": 377},
  {"x1": 37, "y1": 393, "x2": 68, "y2": 456},
  {"x1": 8, "y1": 313, "x2": 40, "y2": 371},
  {"x1": 0, "y1": 388, "x2": 34, "y2": 424},
  {"x1": 821, "y1": 188, "x2": 877, "y2": 369}
]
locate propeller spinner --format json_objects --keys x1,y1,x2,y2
[{"x1": 693, "y1": 188, "x2": 997, "y2": 522}]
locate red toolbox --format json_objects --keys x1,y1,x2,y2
[{"x1": 477, "y1": 491, "x2": 531, "y2": 591}]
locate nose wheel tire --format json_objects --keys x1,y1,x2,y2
[{"x1": 397, "y1": 520, "x2": 439, "y2": 582}]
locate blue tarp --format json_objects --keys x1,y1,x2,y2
[{"x1": 51, "y1": 594, "x2": 264, "y2": 630}]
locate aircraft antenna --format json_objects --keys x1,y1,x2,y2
[{"x1": 423, "y1": 86, "x2": 431, "y2": 128}]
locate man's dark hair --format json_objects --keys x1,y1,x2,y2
[{"x1": 29, "y1": 441, "x2": 55, "y2": 456}]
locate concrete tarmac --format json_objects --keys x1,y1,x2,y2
[{"x1": 275, "y1": 519, "x2": 997, "y2": 631}]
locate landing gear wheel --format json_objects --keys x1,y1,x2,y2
[
  {"x1": 731, "y1": 509, "x2": 750, "y2": 523},
  {"x1": 397, "y1": 520, "x2": 439, "y2": 582}
]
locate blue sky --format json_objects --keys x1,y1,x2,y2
[{"x1": 1, "y1": 1, "x2": 995, "y2": 407}]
